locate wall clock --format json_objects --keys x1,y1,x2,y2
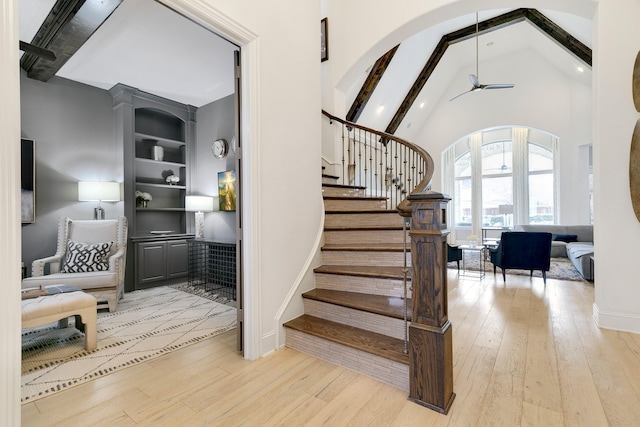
[{"x1": 212, "y1": 138, "x2": 228, "y2": 159}]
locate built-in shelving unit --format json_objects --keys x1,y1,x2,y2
[{"x1": 110, "y1": 84, "x2": 197, "y2": 292}]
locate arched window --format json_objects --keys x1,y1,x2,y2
[{"x1": 447, "y1": 127, "x2": 556, "y2": 235}]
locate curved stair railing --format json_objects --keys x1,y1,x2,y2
[{"x1": 322, "y1": 110, "x2": 434, "y2": 214}]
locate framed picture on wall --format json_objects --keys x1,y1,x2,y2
[
  {"x1": 218, "y1": 170, "x2": 236, "y2": 211},
  {"x1": 321, "y1": 18, "x2": 328, "y2": 62},
  {"x1": 21, "y1": 138, "x2": 35, "y2": 224}
]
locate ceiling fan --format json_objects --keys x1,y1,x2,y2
[{"x1": 450, "y1": 12, "x2": 514, "y2": 101}]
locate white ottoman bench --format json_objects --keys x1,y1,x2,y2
[{"x1": 22, "y1": 291, "x2": 97, "y2": 351}]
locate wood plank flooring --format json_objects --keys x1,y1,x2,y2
[{"x1": 21, "y1": 271, "x2": 640, "y2": 426}]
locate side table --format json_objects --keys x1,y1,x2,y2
[{"x1": 458, "y1": 244, "x2": 486, "y2": 279}]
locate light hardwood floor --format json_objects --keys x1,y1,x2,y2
[{"x1": 21, "y1": 271, "x2": 640, "y2": 426}]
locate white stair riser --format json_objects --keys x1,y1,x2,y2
[
  {"x1": 324, "y1": 229, "x2": 405, "y2": 245},
  {"x1": 314, "y1": 273, "x2": 412, "y2": 299},
  {"x1": 304, "y1": 299, "x2": 408, "y2": 341},
  {"x1": 322, "y1": 186, "x2": 366, "y2": 197},
  {"x1": 323, "y1": 198, "x2": 387, "y2": 211},
  {"x1": 325, "y1": 213, "x2": 404, "y2": 228},
  {"x1": 322, "y1": 176, "x2": 339, "y2": 184},
  {"x1": 285, "y1": 329, "x2": 409, "y2": 392},
  {"x1": 321, "y1": 250, "x2": 411, "y2": 267}
]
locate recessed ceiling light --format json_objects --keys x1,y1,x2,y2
[
  {"x1": 376, "y1": 105, "x2": 385, "y2": 114},
  {"x1": 576, "y1": 66, "x2": 584, "y2": 73},
  {"x1": 419, "y1": 102, "x2": 425, "y2": 109},
  {"x1": 486, "y1": 41, "x2": 494, "y2": 47}
]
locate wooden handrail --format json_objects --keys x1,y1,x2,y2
[{"x1": 322, "y1": 110, "x2": 434, "y2": 215}]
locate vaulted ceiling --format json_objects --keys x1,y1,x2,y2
[
  {"x1": 345, "y1": 8, "x2": 592, "y2": 140},
  {"x1": 18, "y1": 2, "x2": 592, "y2": 128}
]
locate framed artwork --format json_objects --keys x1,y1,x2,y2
[
  {"x1": 218, "y1": 170, "x2": 237, "y2": 211},
  {"x1": 21, "y1": 138, "x2": 35, "y2": 223},
  {"x1": 321, "y1": 18, "x2": 328, "y2": 62}
]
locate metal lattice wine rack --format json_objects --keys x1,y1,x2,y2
[{"x1": 188, "y1": 239, "x2": 236, "y2": 300}]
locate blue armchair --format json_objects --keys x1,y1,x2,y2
[
  {"x1": 489, "y1": 231, "x2": 552, "y2": 284},
  {"x1": 447, "y1": 244, "x2": 463, "y2": 270}
]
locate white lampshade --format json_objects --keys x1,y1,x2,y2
[
  {"x1": 185, "y1": 195, "x2": 215, "y2": 212},
  {"x1": 78, "y1": 181, "x2": 120, "y2": 202}
]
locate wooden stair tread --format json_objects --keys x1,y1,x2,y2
[
  {"x1": 322, "y1": 183, "x2": 367, "y2": 190},
  {"x1": 322, "y1": 242, "x2": 410, "y2": 252},
  {"x1": 284, "y1": 314, "x2": 409, "y2": 365},
  {"x1": 325, "y1": 210, "x2": 400, "y2": 214},
  {"x1": 323, "y1": 195, "x2": 387, "y2": 201},
  {"x1": 314, "y1": 265, "x2": 411, "y2": 280},
  {"x1": 322, "y1": 173, "x2": 340, "y2": 180},
  {"x1": 303, "y1": 288, "x2": 412, "y2": 320},
  {"x1": 324, "y1": 225, "x2": 404, "y2": 231}
]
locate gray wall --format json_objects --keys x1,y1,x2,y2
[
  {"x1": 20, "y1": 72, "x2": 124, "y2": 273},
  {"x1": 196, "y1": 94, "x2": 237, "y2": 241},
  {"x1": 20, "y1": 73, "x2": 237, "y2": 274}
]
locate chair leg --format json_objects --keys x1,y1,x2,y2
[
  {"x1": 501, "y1": 269, "x2": 506, "y2": 282},
  {"x1": 542, "y1": 271, "x2": 547, "y2": 285},
  {"x1": 107, "y1": 296, "x2": 117, "y2": 313},
  {"x1": 530, "y1": 270, "x2": 534, "y2": 277},
  {"x1": 456, "y1": 260, "x2": 460, "y2": 270}
]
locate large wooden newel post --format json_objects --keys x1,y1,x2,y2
[{"x1": 406, "y1": 191, "x2": 455, "y2": 414}]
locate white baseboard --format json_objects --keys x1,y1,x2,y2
[{"x1": 593, "y1": 303, "x2": 640, "y2": 334}]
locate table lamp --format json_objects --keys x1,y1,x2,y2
[
  {"x1": 185, "y1": 195, "x2": 215, "y2": 238},
  {"x1": 78, "y1": 181, "x2": 120, "y2": 220}
]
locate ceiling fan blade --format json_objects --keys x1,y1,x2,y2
[
  {"x1": 19, "y1": 41, "x2": 56, "y2": 61},
  {"x1": 449, "y1": 89, "x2": 473, "y2": 101},
  {"x1": 469, "y1": 74, "x2": 480, "y2": 88},
  {"x1": 482, "y1": 83, "x2": 515, "y2": 90}
]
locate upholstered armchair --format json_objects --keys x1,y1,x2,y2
[
  {"x1": 447, "y1": 244, "x2": 463, "y2": 270},
  {"x1": 22, "y1": 217, "x2": 128, "y2": 312},
  {"x1": 489, "y1": 231, "x2": 552, "y2": 284}
]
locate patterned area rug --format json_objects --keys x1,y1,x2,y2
[
  {"x1": 21, "y1": 286, "x2": 236, "y2": 403},
  {"x1": 449, "y1": 252, "x2": 586, "y2": 281}
]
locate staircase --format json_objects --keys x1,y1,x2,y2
[{"x1": 284, "y1": 180, "x2": 413, "y2": 391}]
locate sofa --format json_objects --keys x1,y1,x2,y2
[{"x1": 514, "y1": 224, "x2": 593, "y2": 281}]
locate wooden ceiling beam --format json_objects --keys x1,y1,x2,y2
[
  {"x1": 344, "y1": 8, "x2": 593, "y2": 135},
  {"x1": 20, "y1": 0, "x2": 123, "y2": 82},
  {"x1": 523, "y1": 9, "x2": 592, "y2": 67},
  {"x1": 346, "y1": 45, "x2": 399, "y2": 122}
]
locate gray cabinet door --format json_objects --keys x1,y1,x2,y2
[
  {"x1": 167, "y1": 239, "x2": 189, "y2": 279},
  {"x1": 137, "y1": 241, "x2": 167, "y2": 284}
]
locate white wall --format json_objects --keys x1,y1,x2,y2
[
  {"x1": 161, "y1": 0, "x2": 323, "y2": 358},
  {"x1": 592, "y1": 0, "x2": 640, "y2": 333},
  {"x1": 1, "y1": 0, "x2": 22, "y2": 423},
  {"x1": 413, "y1": 48, "x2": 592, "y2": 225}
]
